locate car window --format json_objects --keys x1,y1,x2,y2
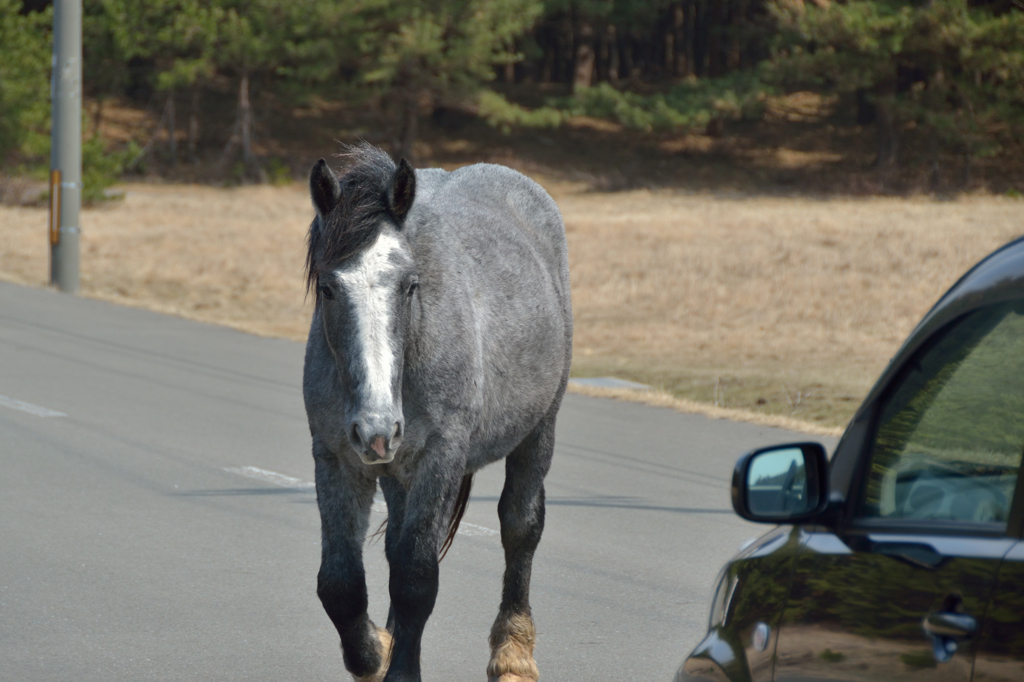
[{"x1": 859, "y1": 300, "x2": 1024, "y2": 528}]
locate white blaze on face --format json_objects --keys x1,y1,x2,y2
[{"x1": 335, "y1": 231, "x2": 404, "y2": 410}]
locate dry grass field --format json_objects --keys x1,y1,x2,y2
[{"x1": 2, "y1": 178, "x2": 1022, "y2": 430}]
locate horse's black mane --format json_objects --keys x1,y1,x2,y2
[{"x1": 305, "y1": 143, "x2": 397, "y2": 300}]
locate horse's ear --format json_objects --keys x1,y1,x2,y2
[
  {"x1": 309, "y1": 158, "x2": 341, "y2": 218},
  {"x1": 389, "y1": 158, "x2": 416, "y2": 225}
]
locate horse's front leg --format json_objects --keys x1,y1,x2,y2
[
  {"x1": 314, "y1": 446, "x2": 392, "y2": 682},
  {"x1": 488, "y1": 415, "x2": 556, "y2": 682},
  {"x1": 378, "y1": 475, "x2": 407, "y2": 632},
  {"x1": 384, "y1": 455, "x2": 465, "y2": 682}
]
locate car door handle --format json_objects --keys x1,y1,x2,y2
[
  {"x1": 922, "y1": 611, "x2": 977, "y2": 639},
  {"x1": 922, "y1": 611, "x2": 976, "y2": 663}
]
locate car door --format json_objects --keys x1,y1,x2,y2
[
  {"x1": 972, "y1": 540, "x2": 1024, "y2": 681},
  {"x1": 771, "y1": 300, "x2": 1024, "y2": 682}
]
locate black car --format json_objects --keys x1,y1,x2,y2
[{"x1": 676, "y1": 237, "x2": 1024, "y2": 682}]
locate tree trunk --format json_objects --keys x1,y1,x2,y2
[
  {"x1": 219, "y1": 70, "x2": 266, "y2": 183},
  {"x1": 693, "y1": 0, "x2": 708, "y2": 77},
  {"x1": 596, "y1": 21, "x2": 609, "y2": 83},
  {"x1": 126, "y1": 96, "x2": 172, "y2": 173},
  {"x1": 188, "y1": 87, "x2": 200, "y2": 164},
  {"x1": 573, "y1": 15, "x2": 596, "y2": 91},
  {"x1": 92, "y1": 97, "x2": 104, "y2": 136},
  {"x1": 683, "y1": 0, "x2": 696, "y2": 77},
  {"x1": 708, "y1": 0, "x2": 729, "y2": 77},
  {"x1": 166, "y1": 90, "x2": 177, "y2": 165},
  {"x1": 729, "y1": 0, "x2": 745, "y2": 71},
  {"x1": 929, "y1": 159, "x2": 942, "y2": 193},
  {"x1": 606, "y1": 23, "x2": 619, "y2": 82},
  {"x1": 541, "y1": 25, "x2": 555, "y2": 83},
  {"x1": 673, "y1": 4, "x2": 686, "y2": 77},
  {"x1": 239, "y1": 73, "x2": 254, "y2": 169},
  {"x1": 560, "y1": 14, "x2": 574, "y2": 84},
  {"x1": 855, "y1": 88, "x2": 876, "y2": 125},
  {"x1": 664, "y1": 21, "x2": 675, "y2": 76},
  {"x1": 875, "y1": 95, "x2": 899, "y2": 170},
  {"x1": 396, "y1": 82, "x2": 418, "y2": 164},
  {"x1": 240, "y1": 71, "x2": 266, "y2": 182}
]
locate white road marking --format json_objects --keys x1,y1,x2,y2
[
  {"x1": 0, "y1": 394, "x2": 66, "y2": 418},
  {"x1": 223, "y1": 466, "x2": 314, "y2": 490},
  {"x1": 458, "y1": 522, "x2": 499, "y2": 537},
  {"x1": 222, "y1": 465, "x2": 498, "y2": 537}
]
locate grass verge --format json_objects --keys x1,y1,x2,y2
[
  {"x1": 2, "y1": 179, "x2": 1022, "y2": 434},
  {"x1": 567, "y1": 383, "x2": 843, "y2": 438}
]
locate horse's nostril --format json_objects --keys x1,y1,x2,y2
[
  {"x1": 350, "y1": 423, "x2": 363, "y2": 448},
  {"x1": 392, "y1": 422, "x2": 402, "y2": 440}
]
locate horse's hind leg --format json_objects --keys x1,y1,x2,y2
[
  {"x1": 488, "y1": 411, "x2": 557, "y2": 682},
  {"x1": 314, "y1": 447, "x2": 392, "y2": 682}
]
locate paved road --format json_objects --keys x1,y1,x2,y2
[{"x1": 0, "y1": 282, "x2": 838, "y2": 681}]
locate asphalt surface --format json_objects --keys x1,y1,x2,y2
[{"x1": 0, "y1": 282, "x2": 838, "y2": 681}]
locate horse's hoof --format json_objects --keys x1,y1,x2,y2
[
  {"x1": 487, "y1": 612, "x2": 539, "y2": 682},
  {"x1": 351, "y1": 627, "x2": 393, "y2": 682}
]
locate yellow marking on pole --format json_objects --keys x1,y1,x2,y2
[{"x1": 49, "y1": 169, "x2": 62, "y2": 246}]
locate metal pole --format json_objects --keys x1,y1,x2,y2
[{"x1": 50, "y1": 0, "x2": 82, "y2": 294}]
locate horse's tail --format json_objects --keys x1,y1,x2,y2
[{"x1": 439, "y1": 474, "x2": 474, "y2": 562}]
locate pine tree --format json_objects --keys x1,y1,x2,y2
[
  {"x1": 0, "y1": 0, "x2": 51, "y2": 166},
  {"x1": 211, "y1": 0, "x2": 362, "y2": 180},
  {"x1": 765, "y1": 0, "x2": 1024, "y2": 180},
  {"x1": 100, "y1": 0, "x2": 219, "y2": 166},
  {"x1": 355, "y1": 0, "x2": 545, "y2": 161}
]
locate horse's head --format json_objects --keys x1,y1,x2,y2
[{"x1": 306, "y1": 148, "x2": 418, "y2": 465}]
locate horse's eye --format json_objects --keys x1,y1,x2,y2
[{"x1": 318, "y1": 285, "x2": 334, "y2": 301}]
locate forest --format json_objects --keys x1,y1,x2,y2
[{"x1": 2, "y1": 0, "x2": 1023, "y2": 195}]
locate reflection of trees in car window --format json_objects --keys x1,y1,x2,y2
[{"x1": 861, "y1": 301, "x2": 1024, "y2": 526}]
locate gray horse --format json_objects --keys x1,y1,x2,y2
[{"x1": 302, "y1": 144, "x2": 572, "y2": 682}]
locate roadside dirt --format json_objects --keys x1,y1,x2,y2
[{"x1": 3, "y1": 178, "x2": 1020, "y2": 430}]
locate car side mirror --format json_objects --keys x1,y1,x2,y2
[{"x1": 731, "y1": 442, "x2": 830, "y2": 524}]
